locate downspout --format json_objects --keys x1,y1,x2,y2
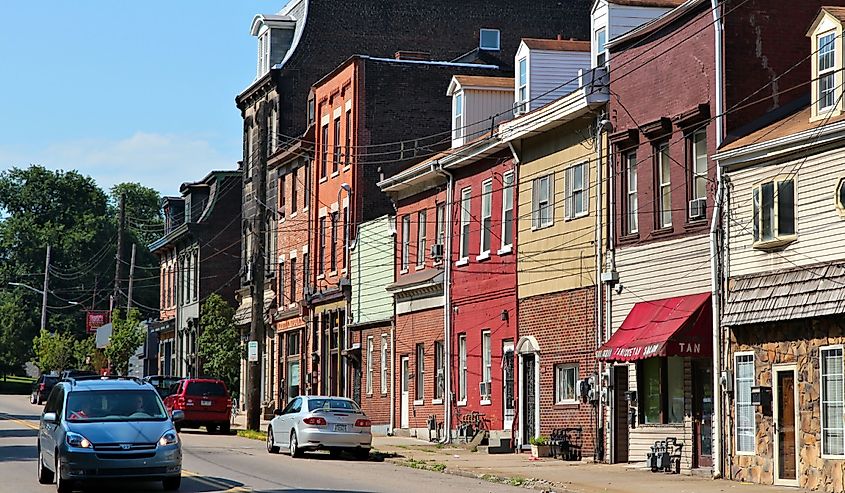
[
  {"x1": 595, "y1": 117, "x2": 611, "y2": 462},
  {"x1": 606, "y1": 137, "x2": 617, "y2": 464},
  {"x1": 389, "y1": 199, "x2": 399, "y2": 435},
  {"x1": 710, "y1": 0, "x2": 725, "y2": 480},
  {"x1": 434, "y1": 162, "x2": 454, "y2": 443}
]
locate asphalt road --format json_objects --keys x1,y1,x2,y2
[{"x1": 0, "y1": 394, "x2": 524, "y2": 493}]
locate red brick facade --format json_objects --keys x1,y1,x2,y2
[
  {"x1": 357, "y1": 324, "x2": 393, "y2": 428},
  {"x1": 394, "y1": 307, "x2": 444, "y2": 434}
]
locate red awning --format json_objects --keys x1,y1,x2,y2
[{"x1": 597, "y1": 293, "x2": 712, "y2": 362}]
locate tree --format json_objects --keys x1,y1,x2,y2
[
  {"x1": 111, "y1": 182, "x2": 163, "y2": 246},
  {"x1": 73, "y1": 335, "x2": 107, "y2": 372},
  {"x1": 0, "y1": 291, "x2": 34, "y2": 377},
  {"x1": 32, "y1": 329, "x2": 76, "y2": 374},
  {"x1": 198, "y1": 294, "x2": 241, "y2": 398},
  {"x1": 104, "y1": 308, "x2": 145, "y2": 376}
]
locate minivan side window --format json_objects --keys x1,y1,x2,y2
[
  {"x1": 55, "y1": 388, "x2": 65, "y2": 418},
  {"x1": 44, "y1": 387, "x2": 60, "y2": 413}
]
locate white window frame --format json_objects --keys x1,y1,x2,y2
[
  {"x1": 500, "y1": 171, "x2": 514, "y2": 252},
  {"x1": 479, "y1": 28, "x2": 501, "y2": 51},
  {"x1": 657, "y1": 143, "x2": 672, "y2": 229},
  {"x1": 458, "y1": 334, "x2": 467, "y2": 405},
  {"x1": 626, "y1": 151, "x2": 638, "y2": 234},
  {"x1": 479, "y1": 179, "x2": 493, "y2": 259},
  {"x1": 692, "y1": 129, "x2": 708, "y2": 202},
  {"x1": 366, "y1": 336, "x2": 374, "y2": 395},
  {"x1": 595, "y1": 28, "x2": 607, "y2": 66},
  {"x1": 818, "y1": 31, "x2": 837, "y2": 112},
  {"x1": 380, "y1": 334, "x2": 389, "y2": 395},
  {"x1": 554, "y1": 363, "x2": 578, "y2": 404},
  {"x1": 481, "y1": 330, "x2": 492, "y2": 404},
  {"x1": 751, "y1": 176, "x2": 797, "y2": 249},
  {"x1": 734, "y1": 351, "x2": 756, "y2": 455},
  {"x1": 433, "y1": 340, "x2": 445, "y2": 403},
  {"x1": 821, "y1": 345, "x2": 845, "y2": 458},
  {"x1": 435, "y1": 202, "x2": 446, "y2": 249},
  {"x1": 416, "y1": 210, "x2": 427, "y2": 267},
  {"x1": 532, "y1": 174, "x2": 554, "y2": 229},
  {"x1": 401, "y1": 214, "x2": 410, "y2": 272},
  {"x1": 415, "y1": 343, "x2": 425, "y2": 403},
  {"x1": 453, "y1": 92, "x2": 464, "y2": 141},
  {"x1": 565, "y1": 162, "x2": 589, "y2": 220},
  {"x1": 458, "y1": 187, "x2": 471, "y2": 263},
  {"x1": 517, "y1": 58, "x2": 528, "y2": 113}
]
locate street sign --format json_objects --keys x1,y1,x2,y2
[
  {"x1": 86, "y1": 311, "x2": 110, "y2": 334},
  {"x1": 247, "y1": 341, "x2": 258, "y2": 362}
]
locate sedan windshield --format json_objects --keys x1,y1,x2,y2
[
  {"x1": 66, "y1": 390, "x2": 167, "y2": 422},
  {"x1": 307, "y1": 398, "x2": 360, "y2": 412}
]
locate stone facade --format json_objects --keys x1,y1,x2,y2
[{"x1": 729, "y1": 317, "x2": 845, "y2": 491}]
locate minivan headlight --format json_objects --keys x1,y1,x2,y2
[
  {"x1": 159, "y1": 430, "x2": 178, "y2": 446},
  {"x1": 66, "y1": 432, "x2": 91, "y2": 449}
]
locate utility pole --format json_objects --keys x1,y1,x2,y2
[
  {"x1": 126, "y1": 244, "x2": 136, "y2": 311},
  {"x1": 113, "y1": 193, "x2": 126, "y2": 307},
  {"x1": 40, "y1": 245, "x2": 51, "y2": 332},
  {"x1": 247, "y1": 104, "x2": 268, "y2": 431}
]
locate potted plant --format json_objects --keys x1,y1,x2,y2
[{"x1": 529, "y1": 436, "x2": 550, "y2": 458}]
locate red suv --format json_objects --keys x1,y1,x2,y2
[{"x1": 163, "y1": 378, "x2": 232, "y2": 434}]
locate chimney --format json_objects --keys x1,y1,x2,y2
[
  {"x1": 394, "y1": 50, "x2": 432, "y2": 61},
  {"x1": 557, "y1": 34, "x2": 562, "y2": 41}
]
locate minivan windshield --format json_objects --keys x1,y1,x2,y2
[
  {"x1": 307, "y1": 398, "x2": 360, "y2": 412},
  {"x1": 66, "y1": 390, "x2": 167, "y2": 422}
]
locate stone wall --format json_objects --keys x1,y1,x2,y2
[{"x1": 729, "y1": 317, "x2": 845, "y2": 491}]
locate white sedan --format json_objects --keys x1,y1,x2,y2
[{"x1": 267, "y1": 395, "x2": 372, "y2": 460}]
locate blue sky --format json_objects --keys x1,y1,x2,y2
[{"x1": 0, "y1": 1, "x2": 285, "y2": 196}]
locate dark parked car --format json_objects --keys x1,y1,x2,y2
[
  {"x1": 31, "y1": 375, "x2": 59, "y2": 405},
  {"x1": 163, "y1": 378, "x2": 232, "y2": 434},
  {"x1": 144, "y1": 376, "x2": 183, "y2": 399}
]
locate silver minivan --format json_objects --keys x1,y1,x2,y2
[{"x1": 37, "y1": 377, "x2": 184, "y2": 492}]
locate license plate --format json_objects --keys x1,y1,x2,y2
[
  {"x1": 201, "y1": 400, "x2": 212, "y2": 406},
  {"x1": 334, "y1": 424, "x2": 347, "y2": 432}
]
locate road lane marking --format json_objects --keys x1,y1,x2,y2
[
  {"x1": 183, "y1": 470, "x2": 251, "y2": 492},
  {"x1": 0, "y1": 413, "x2": 39, "y2": 430}
]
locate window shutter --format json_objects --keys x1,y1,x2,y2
[
  {"x1": 564, "y1": 167, "x2": 573, "y2": 220},
  {"x1": 548, "y1": 174, "x2": 555, "y2": 226},
  {"x1": 532, "y1": 179, "x2": 539, "y2": 229},
  {"x1": 583, "y1": 162, "x2": 591, "y2": 215}
]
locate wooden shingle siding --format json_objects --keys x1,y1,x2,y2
[{"x1": 727, "y1": 146, "x2": 845, "y2": 278}]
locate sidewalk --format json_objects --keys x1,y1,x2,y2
[{"x1": 231, "y1": 414, "x2": 801, "y2": 493}]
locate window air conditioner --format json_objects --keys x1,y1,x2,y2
[
  {"x1": 479, "y1": 381, "x2": 491, "y2": 398},
  {"x1": 689, "y1": 198, "x2": 707, "y2": 221},
  {"x1": 430, "y1": 243, "x2": 444, "y2": 260}
]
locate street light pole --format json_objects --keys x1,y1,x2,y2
[
  {"x1": 9, "y1": 279, "x2": 80, "y2": 334},
  {"x1": 41, "y1": 245, "x2": 51, "y2": 332}
]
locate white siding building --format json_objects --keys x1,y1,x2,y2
[
  {"x1": 513, "y1": 39, "x2": 591, "y2": 115},
  {"x1": 590, "y1": 0, "x2": 683, "y2": 67}
]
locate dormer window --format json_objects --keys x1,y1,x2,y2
[
  {"x1": 257, "y1": 32, "x2": 271, "y2": 78},
  {"x1": 453, "y1": 92, "x2": 464, "y2": 142},
  {"x1": 596, "y1": 28, "x2": 607, "y2": 66},
  {"x1": 479, "y1": 29, "x2": 500, "y2": 51},
  {"x1": 818, "y1": 32, "x2": 836, "y2": 111},
  {"x1": 517, "y1": 58, "x2": 528, "y2": 114}
]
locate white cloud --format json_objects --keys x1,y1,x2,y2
[{"x1": 0, "y1": 132, "x2": 240, "y2": 196}]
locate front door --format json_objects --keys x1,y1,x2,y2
[
  {"x1": 612, "y1": 366, "x2": 629, "y2": 463},
  {"x1": 774, "y1": 365, "x2": 798, "y2": 486},
  {"x1": 503, "y1": 342, "x2": 515, "y2": 431},
  {"x1": 522, "y1": 354, "x2": 536, "y2": 446},
  {"x1": 400, "y1": 356, "x2": 410, "y2": 429},
  {"x1": 692, "y1": 359, "x2": 713, "y2": 467}
]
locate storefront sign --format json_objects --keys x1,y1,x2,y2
[{"x1": 86, "y1": 311, "x2": 110, "y2": 334}]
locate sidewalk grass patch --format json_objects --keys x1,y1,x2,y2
[{"x1": 236, "y1": 429, "x2": 265, "y2": 441}]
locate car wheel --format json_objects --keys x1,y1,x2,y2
[
  {"x1": 55, "y1": 456, "x2": 73, "y2": 493},
  {"x1": 289, "y1": 431, "x2": 302, "y2": 458},
  {"x1": 267, "y1": 427, "x2": 280, "y2": 454},
  {"x1": 328, "y1": 449, "x2": 342, "y2": 459},
  {"x1": 37, "y1": 394, "x2": 44, "y2": 405},
  {"x1": 36, "y1": 449, "x2": 54, "y2": 484},
  {"x1": 162, "y1": 475, "x2": 181, "y2": 491},
  {"x1": 352, "y1": 448, "x2": 370, "y2": 461},
  {"x1": 220, "y1": 422, "x2": 231, "y2": 435}
]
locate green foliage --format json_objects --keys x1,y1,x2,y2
[
  {"x1": 104, "y1": 308, "x2": 145, "y2": 375},
  {"x1": 0, "y1": 291, "x2": 34, "y2": 376},
  {"x1": 529, "y1": 436, "x2": 548, "y2": 446},
  {"x1": 32, "y1": 329, "x2": 77, "y2": 373},
  {"x1": 72, "y1": 335, "x2": 103, "y2": 371},
  {"x1": 198, "y1": 294, "x2": 241, "y2": 398},
  {"x1": 111, "y1": 182, "x2": 163, "y2": 246}
]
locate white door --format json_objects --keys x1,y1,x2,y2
[{"x1": 400, "y1": 356, "x2": 410, "y2": 428}]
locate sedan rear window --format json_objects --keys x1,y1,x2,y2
[
  {"x1": 66, "y1": 390, "x2": 167, "y2": 422},
  {"x1": 186, "y1": 382, "x2": 227, "y2": 396},
  {"x1": 307, "y1": 398, "x2": 361, "y2": 412}
]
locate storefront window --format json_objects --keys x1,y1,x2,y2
[
  {"x1": 642, "y1": 358, "x2": 661, "y2": 424},
  {"x1": 640, "y1": 357, "x2": 685, "y2": 425},
  {"x1": 667, "y1": 357, "x2": 684, "y2": 424}
]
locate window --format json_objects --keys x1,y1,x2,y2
[
  {"x1": 415, "y1": 343, "x2": 424, "y2": 401},
  {"x1": 555, "y1": 364, "x2": 578, "y2": 404},
  {"x1": 320, "y1": 124, "x2": 329, "y2": 178},
  {"x1": 330, "y1": 212, "x2": 338, "y2": 272},
  {"x1": 318, "y1": 217, "x2": 326, "y2": 274},
  {"x1": 434, "y1": 340, "x2": 444, "y2": 401},
  {"x1": 278, "y1": 259, "x2": 286, "y2": 305},
  {"x1": 289, "y1": 257, "x2": 296, "y2": 302},
  {"x1": 279, "y1": 174, "x2": 286, "y2": 219},
  {"x1": 818, "y1": 32, "x2": 836, "y2": 111},
  {"x1": 596, "y1": 28, "x2": 607, "y2": 66},
  {"x1": 565, "y1": 162, "x2": 588, "y2": 219},
  {"x1": 458, "y1": 334, "x2": 467, "y2": 403},
  {"x1": 342, "y1": 206, "x2": 348, "y2": 270},
  {"x1": 479, "y1": 28, "x2": 500, "y2": 51},
  {"x1": 657, "y1": 143, "x2": 672, "y2": 228},
  {"x1": 735, "y1": 353, "x2": 755, "y2": 454},
  {"x1": 307, "y1": 96, "x2": 315, "y2": 126},
  {"x1": 304, "y1": 162, "x2": 311, "y2": 209},
  {"x1": 822, "y1": 347, "x2": 845, "y2": 456},
  {"x1": 639, "y1": 357, "x2": 684, "y2": 424},
  {"x1": 417, "y1": 210, "x2": 427, "y2": 266},
  {"x1": 366, "y1": 336, "x2": 374, "y2": 395},
  {"x1": 480, "y1": 179, "x2": 493, "y2": 255},
  {"x1": 401, "y1": 215, "x2": 410, "y2": 271},
  {"x1": 459, "y1": 188, "x2": 471, "y2": 260},
  {"x1": 691, "y1": 130, "x2": 708, "y2": 202},
  {"x1": 532, "y1": 174, "x2": 554, "y2": 229},
  {"x1": 838, "y1": 178, "x2": 845, "y2": 216},
  {"x1": 501, "y1": 171, "x2": 514, "y2": 248},
  {"x1": 453, "y1": 93, "x2": 464, "y2": 141},
  {"x1": 752, "y1": 177, "x2": 796, "y2": 247},
  {"x1": 345, "y1": 110, "x2": 352, "y2": 166},
  {"x1": 517, "y1": 58, "x2": 528, "y2": 113},
  {"x1": 626, "y1": 151, "x2": 638, "y2": 234},
  {"x1": 290, "y1": 167, "x2": 298, "y2": 213},
  {"x1": 380, "y1": 334, "x2": 388, "y2": 395},
  {"x1": 435, "y1": 202, "x2": 446, "y2": 248},
  {"x1": 302, "y1": 252, "x2": 309, "y2": 295},
  {"x1": 481, "y1": 331, "x2": 492, "y2": 401},
  {"x1": 333, "y1": 117, "x2": 341, "y2": 173}
]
